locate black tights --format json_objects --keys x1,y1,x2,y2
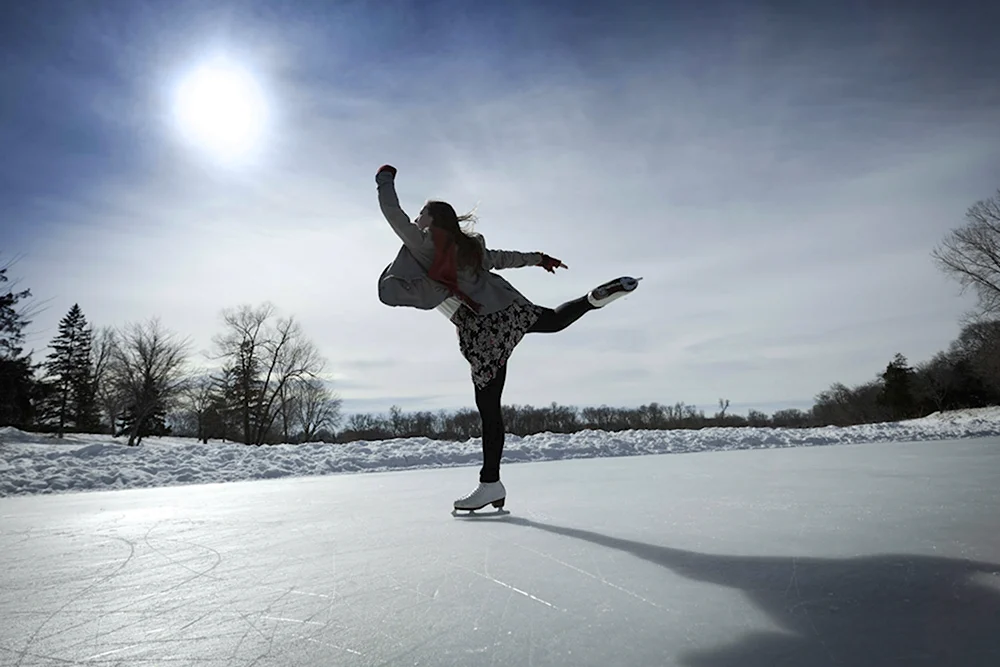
[
  {"x1": 527, "y1": 295, "x2": 594, "y2": 334},
  {"x1": 475, "y1": 296, "x2": 595, "y2": 483}
]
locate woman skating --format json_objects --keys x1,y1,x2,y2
[{"x1": 374, "y1": 164, "x2": 640, "y2": 511}]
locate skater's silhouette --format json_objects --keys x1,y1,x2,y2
[{"x1": 375, "y1": 165, "x2": 639, "y2": 512}]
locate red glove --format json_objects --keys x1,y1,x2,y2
[{"x1": 540, "y1": 254, "x2": 567, "y2": 273}]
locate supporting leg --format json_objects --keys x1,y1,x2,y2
[{"x1": 475, "y1": 363, "x2": 507, "y2": 483}]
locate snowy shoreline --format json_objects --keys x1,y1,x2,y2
[{"x1": 2, "y1": 407, "x2": 999, "y2": 497}]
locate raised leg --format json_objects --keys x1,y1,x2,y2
[{"x1": 528, "y1": 296, "x2": 596, "y2": 334}]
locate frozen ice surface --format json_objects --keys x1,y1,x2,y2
[{"x1": 2, "y1": 436, "x2": 999, "y2": 666}]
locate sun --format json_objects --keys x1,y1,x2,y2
[{"x1": 173, "y1": 58, "x2": 267, "y2": 164}]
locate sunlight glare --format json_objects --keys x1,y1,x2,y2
[{"x1": 173, "y1": 58, "x2": 267, "y2": 164}]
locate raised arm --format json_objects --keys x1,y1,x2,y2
[{"x1": 375, "y1": 165, "x2": 425, "y2": 251}]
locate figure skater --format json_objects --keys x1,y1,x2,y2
[{"x1": 375, "y1": 164, "x2": 640, "y2": 511}]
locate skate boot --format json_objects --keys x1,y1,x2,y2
[
  {"x1": 454, "y1": 481, "x2": 506, "y2": 511},
  {"x1": 588, "y1": 276, "x2": 642, "y2": 308}
]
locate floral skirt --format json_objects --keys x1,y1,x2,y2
[{"x1": 452, "y1": 300, "x2": 544, "y2": 389}]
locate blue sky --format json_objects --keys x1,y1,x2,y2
[{"x1": 2, "y1": 0, "x2": 999, "y2": 416}]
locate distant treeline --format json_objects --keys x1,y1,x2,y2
[{"x1": 327, "y1": 317, "x2": 1000, "y2": 443}]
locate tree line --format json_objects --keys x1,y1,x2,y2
[
  {"x1": 0, "y1": 292, "x2": 341, "y2": 445},
  {"x1": 2, "y1": 187, "x2": 999, "y2": 443},
  {"x1": 327, "y1": 318, "x2": 998, "y2": 442}
]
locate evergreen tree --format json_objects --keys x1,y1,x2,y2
[
  {"x1": 0, "y1": 266, "x2": 35, "y2": 427},
  {"x1": 880, "y1": 353, "x2": 917, "y2": 420},
  {"x1": 41, "y1": 304, "x2": 98, "y2": 436}
]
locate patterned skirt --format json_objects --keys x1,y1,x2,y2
[{"x1": 452, "y1": 299, "x2": 544, "y2": 389}]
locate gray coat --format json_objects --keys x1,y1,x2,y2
[{"x1": 376, "y1": 174, "x2": 543, "y2": 316}]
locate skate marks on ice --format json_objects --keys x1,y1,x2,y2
[
  {"x1": 1, "y1": 521, "x2": 231, "y2": 667},
  {"x1": 0, "y1": 520, "x2": 316, "y2": 667},
  {"x1": 4, "y1": 532, "x2": 138, "y2": 667},
  {"x1": 501, "y1": 517, "x2": 1000, "y2": 667}
]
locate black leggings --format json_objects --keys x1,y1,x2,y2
[
  {"x1": 527, "y1": 295, "x2": 594, "y2": 334},
  {"x1": 475, "y1": 296, "x2": 595, "y2": 483}
]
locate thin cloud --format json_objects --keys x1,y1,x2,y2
[{"x1": 8, "y1": 2, "x2": 996, "y2": 417}]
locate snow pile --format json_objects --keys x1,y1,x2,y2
[{"x1": 2, "y1": 408, "x2": 999, "y2": 497}]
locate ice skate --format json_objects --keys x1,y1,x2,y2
[
  {"x1": 588, "y1": 276, "x2": 641, "y2": 308},
  {"x1": 453, "y1": 481, "x2": 506, "y2": 513}
]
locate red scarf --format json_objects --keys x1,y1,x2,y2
[{"x1": 428, "y1": 227, "x2": 482, "y2": 313}]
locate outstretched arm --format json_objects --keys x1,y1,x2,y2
[
  {"x1": 486, "y1": 248, "x2": 544, "y2": 270},
  {"x1": 487, "y1": 248, "x2": 567, "y2": 273},
  {"x1": 375, "y1": 165, "x2": 424, "y2": 251}
]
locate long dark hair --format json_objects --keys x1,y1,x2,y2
[{"x1": 426, "y1": 200, "x2": 483, "y2": 271}]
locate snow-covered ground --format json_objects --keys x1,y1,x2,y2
[
  {"x1": 2, "y1": 407, "x2": 1000, "y2": 497},
  {"x1": 2, "y1": 436, "x2": 998, "y2": 666}
]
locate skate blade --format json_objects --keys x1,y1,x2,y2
[
  {"x1": 452, "y1": 508, "x2": 511, "y2": 518},
  {"x1": 593, "y1": 277, "x2": 641, "y2": 299},
  {"x1": 452, "y1": 499, "x2": 508, "y2": 517}
]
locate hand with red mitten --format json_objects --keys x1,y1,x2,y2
[
  {"x1": 375, "y1": 164, "x2": 397, "y2": 184},
  {"x1": 540, "y1": 254, "x2": 568, "y2": 273}
]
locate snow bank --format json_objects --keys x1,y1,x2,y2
[{"x1": 2, "y1": 408, "x2": 999, "y2": 497}]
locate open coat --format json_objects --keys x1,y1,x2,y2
[{"x1": 376, "y1": 171, "x2": 543, "y2": 316}]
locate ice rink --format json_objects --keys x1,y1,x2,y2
[{"x1": 3, "y1": 436, "x2": 999, "y2": 666}]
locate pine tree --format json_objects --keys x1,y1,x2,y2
[
  {"x1": 880, "y1": 353, "x2": 917, "y2": 420},
  {"x1": 0, "y1": 266, "x2": 36, "y2": 427},
  {"x1": 41, "y1": 305, "x2": 98, "y2": 436},
  {"x1": 72, "y1": 318, "x2": 99, "y2": 431}
]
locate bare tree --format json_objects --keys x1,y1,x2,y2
[
  {"x1": 182, "y1": 372, "x2": 217, "y2": 443},
  {"x1": 213, "y1": 304, "x2": 271, "y2": 445},
  {"x1": 293, "y1": 378, "x2": 342, "y2": 442},
  {"x1": 113, "y1": 319, "x2": 190, "y2": 446},
  {"x1": 933, "y1": 189, "x2": 1000, "y2": 318},
  {"x1": 276, "y1": 382, "x2": 296, "y2": 443},
  {"x1": 92, "y1": 326, "x2": 126, "y2": 435},
  {"x1": 213, "y1": 303, "x2": 326, "y2": 445},
  {"x1": 950, "y1": 319, "x2": 1000, "y2": 398},
  {"x1": 914, "y1": 353, "x2": 956, "y2": 412}
]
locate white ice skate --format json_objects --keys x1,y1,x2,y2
[
  {"x1": 588, "y1": 276, "x2": 642, "y2": 308},
  {"x1": 453, "y1": 481, "x2": 506, "y2": 512}
]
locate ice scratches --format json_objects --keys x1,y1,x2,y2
[
  {"x1": 229, "y1": 587, "x2": 293, "y2": 665},
  {"x1": 142, "y1": 521, "x2": 223, "y2": 584},
  {"x1": 784, "y1": 556, "x2": 838, "y2": 665},
  {"x1": 294, "y1": 634, "x2": 363, "y2": 656},
  {"x1": 83, "y1": 644, "x2": 139, "y2": 661},
  {"x1": 784, "y1": 556, "x2": 803, "y2": 601},
  {"x1": 8, "y1": 522, "x2": 231, "y2": 667},
  {"x1": 489, "y1": 574, "x2": 514, "y2": 667},
  {"x1": 12, "y1": 533, "x2": 136, "y2": 667},
  {"x1": 0, "y1": 643, "x2": 78, "y2": 665},
  {"x1": 36, "y1": 525, "x2": 222, "y2": 648},
  {"x1": 450, "y1": 552, "x2": 565, "y2": 613},
  {"x1": 230, "y1": 585, "x2": 366, "y2": 663},
  {"x1": 270, "y1": 588, "x2": 333, "y2": 599},
  {"x1": 260, "y1": 616, "x2": 326, "y2": 627},
  {"x1": 513, "y1": 540, "x2": 668, "y2": 611}
]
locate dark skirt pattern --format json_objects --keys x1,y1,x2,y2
[{"x1": 452, "y1": 299, "x2": 543, "y2": 389}]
